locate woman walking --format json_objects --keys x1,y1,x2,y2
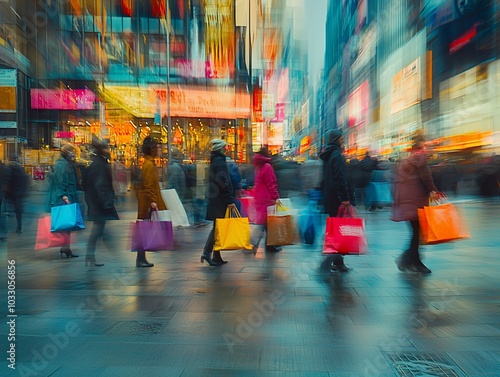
[
  {"x1": 134, "y1": 137, "x2": 167, "y2": 267},
  {"x1": 83, "y1": 136, "x2": 119, "y2": 267},
  {"x1": 201, "y1": 139, "x2": 235, "y2": 266},
  {"x1": 251, "y1": 147, "x2": 280, "y2": 253},
  {"x1": 391, "y1": 134, "x2": 438, "y2": 274},
  {"x1": 47, "y1": 143, "x2": 80, "y2": 258}
]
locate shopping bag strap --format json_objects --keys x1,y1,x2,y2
[
  {"x1": 225, "y1": 205, "x2": 242, "y2": 218},
  {"x1": 149, "y1": 209, "x2": 159, "y2": 222},
  {"x1": 274, "y1": 199, "x2": 289, "y2": 213},
  {"x1": 428, "y1": 193, "x2": 447, "y2": 206},
  {"x1": 337, "y1": 204, "x2": 358, "y2": 218}
]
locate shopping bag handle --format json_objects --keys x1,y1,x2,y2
[
  {"x1": 225, "y1": 204, "x2": 242, "y2": 218},
  {"x1": 337, "y1": 204, "x2": 358, "y2": 218},
  {"x1": 428, "y1": 192, "x2": 447, "y2": 206},
  {"x1": 274, "y1": 199, "x2": 289, "y2": 213},
  {"x1": 149, "y1": 209, "x2": 159, "y2": 222}
]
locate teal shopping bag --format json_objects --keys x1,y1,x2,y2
[{"x1": 50, "y1": 203, "x2": 85, "y2": 232}]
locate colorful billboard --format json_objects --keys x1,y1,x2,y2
[{"x1": 31, "y1": 89, "x2": 96, "y2": 110}]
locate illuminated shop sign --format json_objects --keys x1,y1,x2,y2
[
  {"x1": 391, "y1": 58, "x2": 421, "y2": 114},
  {"x1": 0, "y1": 69, "x2": 17, "y2": 113},
  {"x1": 31, "y1": 89, "x2": 96, "y2": 110},
  {"x1": 449, "y1": 23, "x2": 477, "y2": 54},
  {"x1": 102, "y1": 85, "x2": 251, "y2": 119},
  {"x1": 348, "y1": 80, "x2": 370, "y2": 128}
]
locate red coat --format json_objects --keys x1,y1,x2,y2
[
  {"x1": 391, "y1": 150, "x2": 437, "y2": 222},
  {"x1": 252, "y1": 154, "x2": 279, "y2": 225}
]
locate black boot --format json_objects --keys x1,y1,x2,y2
[
  {"x1": 136, "y1": 250, "x2": 154, "y2": 267},
  {"x1": 200, "y1": 251, "x2": 218, "y2": 266},
  {"x1": 212, "y1": 250, "x2": 228, "y2": 264}
]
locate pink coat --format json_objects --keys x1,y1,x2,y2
[
  {"x1": 391, "y1": 149, "x2": 438, "y2": 222},
  {"x1": 252, "y1": 154, "x2": 279, "y2": 224}
]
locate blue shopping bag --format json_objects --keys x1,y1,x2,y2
[
  {"x1": 298, "y1": 201, "x2": 321, "y2": 245},
  {"x1": 50, "y1": 203, "x2": 85, "y2": 232}
]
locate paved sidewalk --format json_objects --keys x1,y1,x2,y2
[{"x1": 0, "y1": 196, "x2": 499, "y2": 376}]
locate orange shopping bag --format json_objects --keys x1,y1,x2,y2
[{"x1": 418, "y1": 198, "x2": 470, "y2": 245}]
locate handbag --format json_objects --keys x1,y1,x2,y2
[
  {"x1": 50, "y1": 203, "x2": 85, "y2": 232},
  {"x1": 214, "y1": 206, "x2": 252, "y2": 251},
  {"x1": 130, "y1": 210, "x2": 174, "y2": 251},
  {"x1": 418, "y1": 197, "x2": 470, "y2": 245},
  {"x1": 266, "y1": 200, "x2": 295, "y2": 246},
  {"x1": 323, "y1": 205, "x2": 367, "y2": 255},
  {"x1": 35, "y1": 216, "x2": 71, "y2": 250}
]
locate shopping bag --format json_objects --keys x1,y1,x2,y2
[
  {"x1": 130, "y1": 211, "x2": 174, "y2": 251},
  {"x1": 418, "y1": 200, "x2": 470, "y2": 245},
  {"x1": 214, "y1": 206, "x2": 252, "y2": 251},
  {"x1": 266, "y1": 200, "x2": 295, "y2": 246},
  {"x1": 50, "y1": 203, "x2": 85, "y2": 232},
  {"x1": 323, "y1": 205, "x2": 367, "y2": 255},
  {"x1": 366, "y1": 182, "x2": 393, "y2": 205},
  {"x1": 35, "y1": 216, "x2": 71, "y2": 250},
  {"x1": 160, "y1": 189, "x2": 190, "y2": 227},
  {"x1": 239, "y1": 196, "x2": 257, "y2": 223},
  {"x1": 298, "y1": 203, "x2": 321, "y2": 245}
]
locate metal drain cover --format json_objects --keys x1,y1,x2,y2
[
  {"x1": 105, "y1": 321, "x2": 166, "y2": 335},
  {"x1": 384, "y1": 353, "x2": 468, "y2": 377}
]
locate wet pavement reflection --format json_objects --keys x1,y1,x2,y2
[{"x1": 0, "y1": 192, "x2": 499, "y2": 376}]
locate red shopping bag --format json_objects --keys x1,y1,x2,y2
[
  {"x1": 35, "y1": 216, "x2": 71, "y2": 251},
  {"x1": 239, "y1": 196, "x2": 257, "y2": 223},
  {"x1": 323, "y1": 205, "x2": 367, "y2": 255}
]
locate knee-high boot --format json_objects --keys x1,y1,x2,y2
[{"x1": 136, "y1": 250, "x2": 154, "y2": 267}]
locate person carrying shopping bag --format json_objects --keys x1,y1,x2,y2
[
  {"x1": 134, "y1": 137, "x2": 167, "y2": 267},
  {"x1": 319, "y1": 129, "x2": 354, "y2": 272},
  {"x1": 391, "y1": 133, "x2": 439, "y2": 274},
  {"x1": 251, "y1": 147, "x2": 281, "y2": 253},
  {"x1": 201, "y1": 139, "x2": 235, "y2": 266},
  {"x1": 46, "y1": 143, "x2": 80, "y2": 258}
]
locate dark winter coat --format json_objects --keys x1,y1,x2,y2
[
  {"x1": 391, "y1": 149, "x2": 438, "y2": 222},
  {"x1": 46, "y1": 157, "x2": 79, "y2": 211},
  {"x1": 84, "y1": 153, "x2": 119, "y2": 221},
  {"x1": 320, "y1": 143, "x2": 353, "y2": 217},
  {"x1": 4, "y1": 162, "x2": 29, "y2": 200},
  {"x1": 206, "y1": 151, "x2": 234, "y2": 220},
  {"x1": 252, "y1": 153, "x2": 279, "y2": 225},
  {"x1": 167, "y1": 159, "x2": 187, "y2": 201}
]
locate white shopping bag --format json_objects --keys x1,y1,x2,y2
[
  {"x1": 160, "y1": 189, "x2": 190, "y2": 227},
  {"x1": 157, "y1": 210, "x2": 172, "y2": 222}
]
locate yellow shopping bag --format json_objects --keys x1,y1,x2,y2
[{"x1": 214, "y1": 206, "x2": 253, "y2": 251}]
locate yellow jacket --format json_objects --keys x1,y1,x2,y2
[{"x1": 136, "y1": 155, "x2": 167, "y2": 219}]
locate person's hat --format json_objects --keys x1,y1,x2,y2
[
  {"x1": 61, "y1": 143, "x2": 76, "y2": 156},
  {"x1": 91, "y1": 134, "x2": 109, "y2": 151},
  {"x1": 327, "y1": 129, "x2": 343, "y2": 143},
  {"x1": 210, "y1": 139, "x2": 227, "y2": 152}
]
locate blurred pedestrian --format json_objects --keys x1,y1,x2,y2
[
  {"x1": 134, "y1": 137, "x2": 167, "y2": 267},
  {"x1": 319, "y1": 129, "x2": 353, "y2": 273},
  {"x1": 46, "y1": 144, "x2": 79, "y2": 258},
  {"x1": 201, "y1": 139, "x2": 235, "y2": 266},
  {"x1": 167, "y1": 147, "x2": 187, "y2": 201},
  {"x1": 251, "y1": 147, "x2": 281, "y2": 253},
  {"x1": 391, "y1": 134, "x2": 438, "y2": 274},
  {"x1": 0, "y1": 161, "x2": 8, "y2": 240},
  {"x1": 83, "y1": 136, "x2": 119, "y2": 267}
]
